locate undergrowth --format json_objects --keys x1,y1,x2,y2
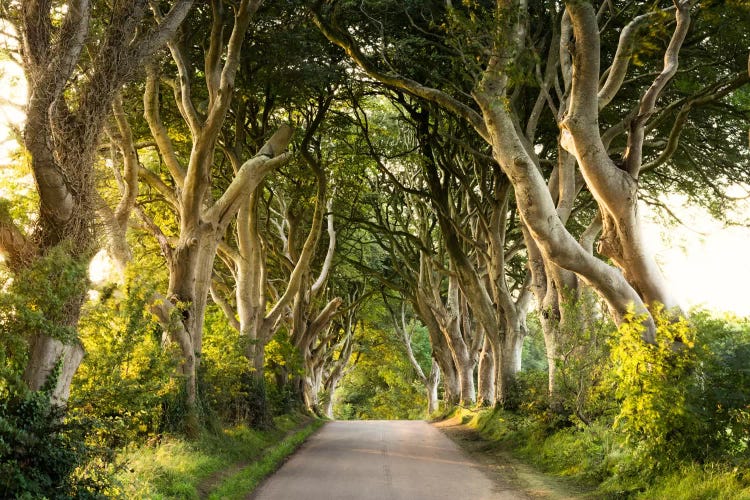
[
  {"x1": 447, "y1": 306, "x2": 750, "y2": 499},
  {"x1": 457, "y1": 407, "x2": 750, "y2": 499},
  {"x1": 208, "y1": 419, "x2": 323, "y2": 499},
  {"x1": 114, "y1": 413, "x2": 316, "y2": 499}
]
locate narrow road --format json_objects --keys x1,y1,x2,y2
[{"x1": 251, "y1": 420, "x2": 528, "y2": 500}]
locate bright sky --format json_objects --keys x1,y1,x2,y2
[
  {"x1": 644, "y1": 197, "x2": 750, "y2": 317},
  {"x1": 0, "y1": 23, "x2": 24, "y2": 166},
  {"x1": 0, "y1": 44, "x2": 748, "y2": 316}
]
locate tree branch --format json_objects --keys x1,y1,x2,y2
[
  {"x1": 144, "y1": 69, "x2": 186, "y2": 187},
  {"x1": 0, "y1": 208, "x2": 34, "y2": 268},
  {"x1": 623, "y1": 0, "x2": 690, "y2": 177},
  {"x1": 311, "y1": 197, "x2": 336, "y2": 295},
  {"x1": 206, "y1": 124, "x2": 294, "y2": 226},
  {"x1": 311, "y1": 2, "x2": 489, "y2": 142}
]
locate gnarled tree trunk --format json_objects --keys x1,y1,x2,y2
[{"x1": 1, "y1": 0, "x2": 194, "y2": 404}]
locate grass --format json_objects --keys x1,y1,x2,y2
[
  {"x1": 636, "y1": 464, "x2": 750, "y2": 500},
  {"x1": 208, "y1": 419, "x2": 324, "y2": 499},
  {"x1": 447, "y1": 407, "x2": 750, "y2": 499},
  {"x1": 112, "y1": 413, "x2": 319, "y2": 499}
]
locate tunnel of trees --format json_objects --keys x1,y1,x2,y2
[{"x1": 0, "y1": 0, "x2": 749, "y2": 497}]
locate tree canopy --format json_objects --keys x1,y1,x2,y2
[{"x1": 0, "y1": 0, "x2": 749, "y2": 496}]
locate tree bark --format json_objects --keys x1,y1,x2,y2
[
  {"x1": 5, "y1": 0, "x2": 194, "y2": 403},
  {"x1": 477, "y1": 335, "x2": 495, "y2": 407}
]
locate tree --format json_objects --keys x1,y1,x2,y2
[
  {"x1": 0, "y1": 0, "x2": 194, "y2": 403},
  {"x1": 312, "y1": 0, "x2": 750, "y2": 409},
  {"x1": 133, "y1": 1, "x2": 294, "y2": 426},
  {"x1": 386, "y1": 300, "x2": 441, "y2": 415}
]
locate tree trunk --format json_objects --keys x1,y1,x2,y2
[
  {"x1": 425, "y1": 359, "x2": 441, "y2": 415},
  {"x1": 324, "y1": 370, "x2": 346, "y2": 419},
  {"x1": 440, "y1": 358, "x2": 461, "y2": 407},
  {"x1": 23, "y1": 337, "x2": 85, "y2": 404},
  {"x1": 477, "y1": 336, "x2": 495, "y2": 407},
  {"x1": 496, "y1": 323, "x2": 525, "y2": 407},
  {"x1": 414, "y1": 294, "x2": 460, "y2": 408}
]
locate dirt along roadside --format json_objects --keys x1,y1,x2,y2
[
  {"x1": 434, "y1": 413, "x2": 602, "y2": 500},
  {"x1": 195, "y1": 416, "x2": 318, "y2": 499}
]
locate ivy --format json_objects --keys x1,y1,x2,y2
[{"x1": 1, "y1": 243, "x2": 88, "y2": 346}]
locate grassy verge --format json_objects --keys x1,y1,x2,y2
[
  {"x1": 113, "y1": 413, "x2": 318, "y2": 499},
  {"x1": 207, "y1": 419, "x2": 324, "y2": 499},
  {"x1": 448, "y1": 408, "x2": 750, "y2": 499}
]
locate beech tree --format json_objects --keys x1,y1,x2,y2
[
  {"x1": 386, "y1": 300, "x2": 441, "y2": 414},
  {"x1": 208, "y1": 96, "x2": 338, "y2": 418},
  {"x1": 127, "y1": 1, "x2": 294, "y2": 424},
  {"x1": 0, "y1": 0, "x2": 194, "y2": 403},
  {"x1": 312, "y1": 0, "x2": 750, "y2": 406}
]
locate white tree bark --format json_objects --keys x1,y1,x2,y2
[
  {"x1": 5, "y1": 0, "x2": 194, "y2": 403},
  {"x1": 138, "y1": 1, "x2": 292, "y2": 419}
]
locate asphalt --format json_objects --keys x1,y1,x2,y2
[{"x1": 250, "y1": 420, "x2": 528, "y2": 500}]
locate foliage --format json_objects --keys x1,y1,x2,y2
[
  {"x1": 470, "y1": 305, "x2": 750, "y2": 496},
  {"x1": 264, "y1": 330, "x2": 304, "y2": 392},
  {"x1": 207, "y1": 419, "x2": 323, "y2": 499},
  {"x1": 0, "y1": 387, "x2": 114, "y2": 499},
  {"x1": 0, "y1": 245, "x2": 115, "y2": 498},
  {"x1": 687, "y1": 311, "x2": 750, "y2": 459},
  {"x1": 201, "y1": 307, "x2": 256, "y2": 424},
  {"x1": 609, "y1": 305, "x2": 698, "y2": 468},
  {"x1": 507, "y1": 369, "x2": 549, "y2": 418},
  {"x1": 406, "y1": 319, "x2": 433, "y2": 376},
  {"x1": 554, "y1": 291, "x2": 616, "y2": 424},
  {"x1": 114, "y1": 414, "x2": 315, "y2": 499},
  {"x1": 0, "y1": 243, "x2": 88, "y2": 353},
  {"x1": 72, "y1": 271, "x2": 177, "y2": 448},
  {"x1": 521, "y1": 313, "x2": 547, "y2": 372},
  {"x1": 334, "y1": 324, "x2": 426, "y2": 420}
]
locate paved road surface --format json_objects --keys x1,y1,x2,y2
[{"x1": 251, "y1": 420, "x2": 527, "y2": 500}]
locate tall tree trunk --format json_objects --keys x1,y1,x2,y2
[
  {"x1": 390, "y1": 301, "x2": 444, "y2": 416},
  {"x1": 415, "y1": 296, "x2": 460, "y2": 408},
  {"x1": 496, "y1": 318, "x2": 525, "y2": 407},
  {"x1": 425, "y1": 359, "x2": 441, "y2": 415},
  {"x1": 477, "y1": 335, "x2": 495, "y2": 407}
]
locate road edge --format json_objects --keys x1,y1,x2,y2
[{"x1": 205, "y1": 419, "x2": 326, "y2": 500}]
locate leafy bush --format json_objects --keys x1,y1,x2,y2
[
  {"x1": 201, "y1": 307, "x2": 257, "y2": 424},
  {"x1": 688, "y1": 311, "x2": 750, "y2": 459},
  {"x1": 0, "y1": 388, "x2": 114, "y2": 499},
  {"x1": 609, "y1": 305, "x2": 698, "y2": 469},
  {"x1": 507, "y1": 368, "x2": 549, "y2": 416},
  {"x1": 553, "y1": 291, "x2": 616, "y2": 423},
  {"x1": 609, "y1": 307, "x2": 750, "y2": 466},
  {"x1": 1, "y1": 244, "x2": 89, "y2": 345},
  {"x1": 264, "y1": 329, "x2": 304, "y2": 389},
  {"x1": 73, "y1": 272, "x2": 178, "y2": 446}
]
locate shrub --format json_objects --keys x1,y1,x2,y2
[
  {"x1": 0, "y1": 388, "x2": 114, "y2": 499},
  {"x1": 688, "y1": 311, "x2": 750, "y2": 459},
  {"x1": 609, "y1": 305, "x2": 698, "y2": 470},
  {"x1": 73, "y1": 272, "x2": 178, "y2": 446},
  {"x1": 553, "y1": 290, "x2": 616, "y2": 424}
]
